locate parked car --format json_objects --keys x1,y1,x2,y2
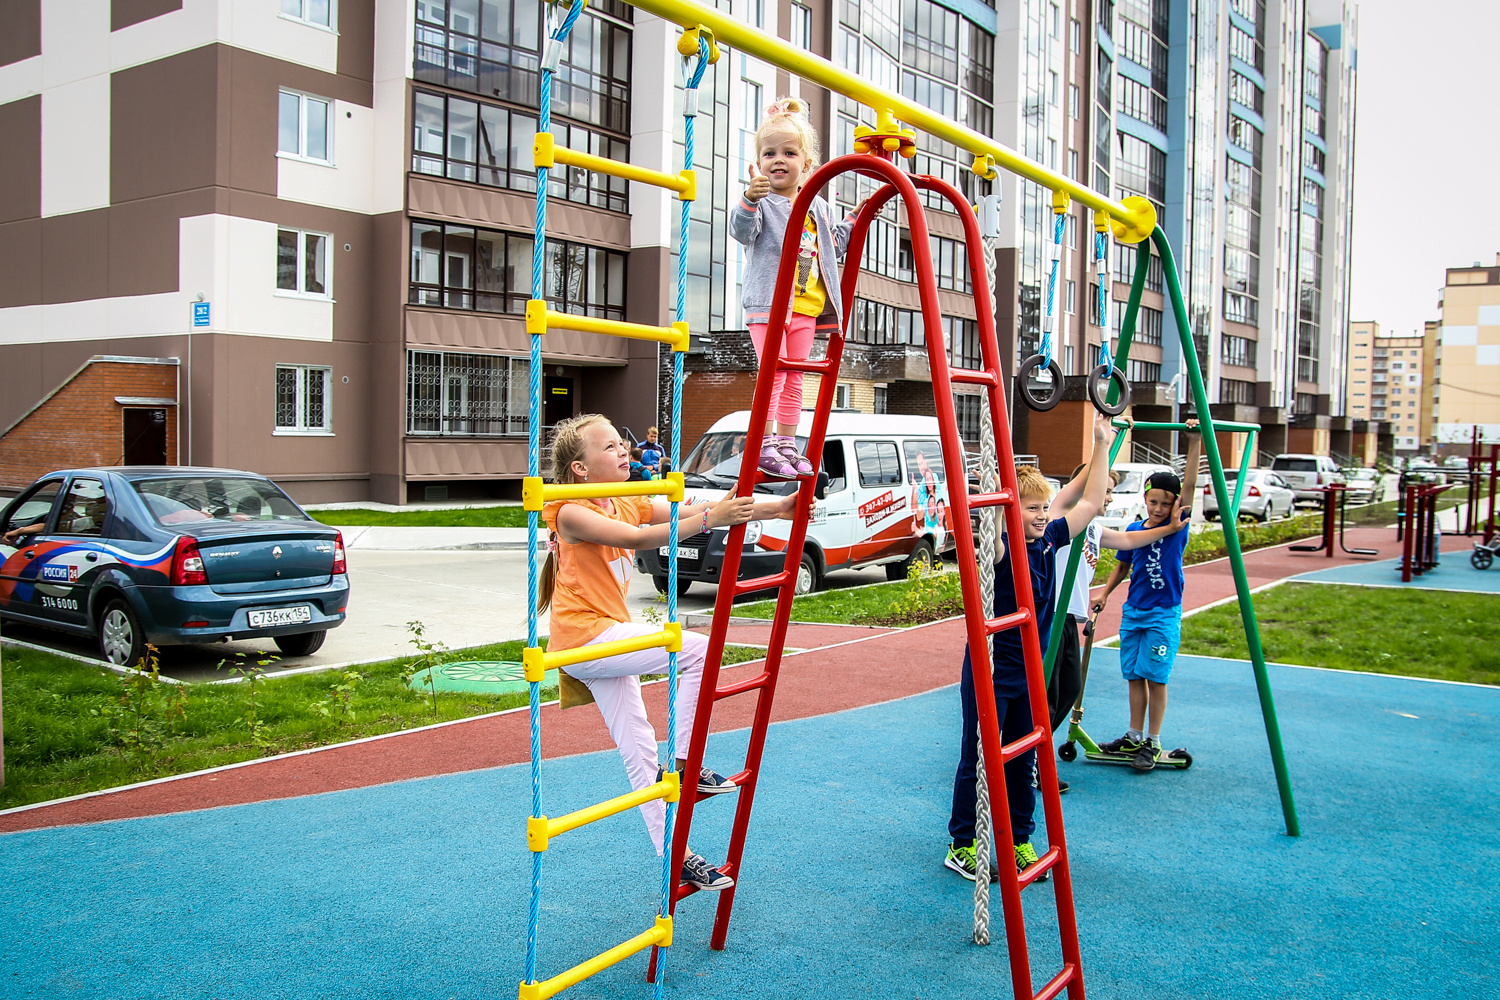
[
  {"x1": 637, "y1": 412, "x2": 957, "y2": 595},
  {"x1": 1201, "y1": 470, "x2": 1296, "y2": 522},
  {"x1": 0, "y1": 467, "x2": 349, "y2": 665},
  {"x1": 1269, "y1": 454, "x2": 1345, "y2": 503},
  {"x1": 1097, "y1": 462, "x2": 1174, "y2": 528},
  {"x1": 1342, "y1": 467, "x2": 1382, "y2": 504}
]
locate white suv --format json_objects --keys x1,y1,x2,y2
[{"x1": 1269, "y1": 454, "x2": 1345, "y2": 503}]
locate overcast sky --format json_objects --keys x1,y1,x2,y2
[{"x1": 1346, "y1": 0, "x2": 1500, "y2": 337}]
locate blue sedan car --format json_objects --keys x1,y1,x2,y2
[{"x1": 0, "y1": 467, "x2": 349, "y2": 665}]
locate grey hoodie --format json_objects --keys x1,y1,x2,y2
[{"x1": 729, "y1": 191, "x2": 855, "y2": 331}]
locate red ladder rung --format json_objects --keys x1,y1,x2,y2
[
  {"x1": 949, "y1": 368, "x2": 999, "y2": 387},
  {"x1": 734, "y1": 570, "x2": 792, "y2": 595},
  {"x1": 714, "y1": 672, "x2": 771, "y2": 700},
  {"x1": 968, "y1": 489, "x2": 1016, "y2": 509},
  {"x1": 1018, "y1": 845, "x2": 1061, "y2": 888},
  {"x1": 1000, "y1": 726, "x2": 1045, "y2": 761},
  {"x1": 1031, "y1": 964, "x2": 1078, "y2": 1000},
  {"x1": 985, "y1": 609, "x2": 1031, "y2": 634},
  {"x1": 776, "y1": 357, "x2": 835, "y2": 375}
]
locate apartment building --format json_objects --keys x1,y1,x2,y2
[
  {"x1": 1432, "y1": 255, "x2": 1500, "y2": 456},
  {"x1": 0, "y1": 0, "x2": 658, "y2": 503},
  {"x1": 1346, "y1": 322, "x2": 1428, "y2": 454}
]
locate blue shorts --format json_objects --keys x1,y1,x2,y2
[{"x1": 1118, "y1": 604, "x2": 1182, "y2": 684}]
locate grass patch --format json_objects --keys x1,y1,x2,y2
[
  {"x1": 311, "y1": 506, "x2": 527, "y2": 528},
  {"x1": 0, "y1": 640, "x2": 767, "y2": 810},
  {"x1": 1180, "y1": 582, "x2": 1500, "y2": 686}
]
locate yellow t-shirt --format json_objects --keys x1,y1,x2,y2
[{"x1": 793, "y1": 218, "x2": 827, "y2": 317}]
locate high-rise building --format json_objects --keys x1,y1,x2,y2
[{"x1": 1432, "y1": 255, "x2": 1500, "y2": 455}]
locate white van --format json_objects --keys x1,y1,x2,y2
[{"x1": 634, "y1": 411, "x2": 957, "y2": 596}]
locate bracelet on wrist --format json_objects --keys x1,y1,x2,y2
[{"x1": 700, "y1": 510, "x2": 710, "y2": 535}]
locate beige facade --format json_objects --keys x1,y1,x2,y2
[{"x1": 1434, "y1": 256, "x2": 1500, "y2": 448}]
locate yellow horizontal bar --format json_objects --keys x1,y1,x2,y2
[
  {"x1": 542, "y1": 621, "x2": 682, "y2": 672},
  {"x1": 623, "y1": 0, "x2": 1154, "y2": 242},
  {"x1": 527, "y1": 300, "x2": 690, "y2": 351},
  {"x1": 519, "y1": 916, "x2": 673, "y2": 1000},
  {"x1": 527, "y1": 772, "x2": 681, "y2": 852},
  {"x1": 548, "y1": 140, "x2": 696, "y2": 199}
]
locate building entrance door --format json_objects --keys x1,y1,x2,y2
[
  {"x1": 544, "y1": 377, "x2": 574, "y2": 428},
  {"x1": 122, "y1": 408, "x2": 168, "y2": 465}
]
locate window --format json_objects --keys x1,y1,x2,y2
[
  {"x1": 1113, "y1": 302, "x2": 1163, "y2": 346},
  {"x1": 791, "y1": 2, "x2": 812, "y2": 49},
  {"x1": 1066, "y1": 279, "x2": 1076, "y2": 314},
  {"x1": 1050, "y1": 71, "x2": 1059, "y2": 105},
  {"x1": 409, "y1": 220, "x2": 624, "y2": 319},
  {"x1": 275, "y1": 365, "x2": 332, "y2": 433},
  {"x1": 407, "y1": 351, "x2": 531, "y2": 436},
  {"x1": 1051, "y1": 2, "x2": 1060, "y2": 37},
  {"x1": 855, "y1": 440, "x2": 902, "y2": 486},
  {"x1": 1219, "y1": 378, "x2": 1257, "y2": 405},
  {"x1": 1129, "y1": 359, "x2": 1161, "y2": 383},
  {"x1": 1069, "y1": 148, "x2": 1079, "y2": 180},
  {"x1": 945, "y1": 316, "x2": 981, "y2": 368},
  {"x1": 57, "y1": 479, "x2": 109, "y2": 536},
  {"x1": 952, "y1": 393, "x2": 981, "y2": 442},
  {"x1": 1222, "y1": 334, "x2": 1258, "y2": 368},
  {"x1": 282, "y1": 0, "x2": 333, "y2": 28},
  {"x1": 1069, "y1": 83, "x2": 1080, "y2": 119},
  {"x1": 278, "y1": 91, "x2": 331, "y2": 162},
  {"x1": 1049, "y1": 138, "x2": 1058, "y2": 169},
  {"x1": 1118, "y1": 76, "x2": 1167, "y2": 131},
  {"x1": 277, "y1": 229, "x2": 330, "y2": 297},
  {"x1": 1070, "y1": 18, "x2": 1081, "y2": 53},
  {"x1": 873, "y1": 385, "x2": 888, "y2": 414},
  {"x1": 835, "y1": 383, "x2": 852, "y2": 408}
]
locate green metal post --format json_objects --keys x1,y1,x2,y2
[
  {"x1": 1228, "y1": 429, "x2": 1259, "y2": 520},
  {"x1": 1151, "y1": 227, "x2": 1300, "y2": 836},
  {"x1": 1043, "y1": 239, "x2": 1153, "y2": 680}
]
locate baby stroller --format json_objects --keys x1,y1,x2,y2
[{"x1": 1472, "y1": 535, "x2": 1500, "y2": 570}]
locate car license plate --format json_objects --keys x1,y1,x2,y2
[
  {"x1": 248, "y1": 605, "x2": 313, "y2": 628},
  {"x1": 658, "y1": 546, "x2": 701, "y2": 560}
]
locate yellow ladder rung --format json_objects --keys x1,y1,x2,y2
[
  {"x1": 523, "y1": 623, "x2": 683, "y2": 681},
  {"x1": 526, "y1": 772, "x2": 681, "y2": 852},
  {"x1": 526, "y1": 299, "x2": 690, "y2": 352},
  {"x1": 522, "y1": 473, "x2": 686, "y2": 511},
  {"x1": 534, "y1": 133, "x2": 696, "y2": 200},
  {"x1": 518, "y1": 916, "x2": 673, "y2": 1000}
]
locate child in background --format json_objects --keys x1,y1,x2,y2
[
  {"x1": 638, "y1": 427, "x2": 664, "y2": 473},
  {"x1": 1093, "y1": 422, "x2": 1202, "y2": 770},
  {"x1": 540, "y1": 414, "x2": 802, "y2": 890},
  {"x1": 945, "y1": 415, "x2": 1117, "y2": 884},
  {"x1": 628, "y1": 448, "x2": 652, "y2": 482},
  {"x1": 731, "y1": 97, "x2": 861, "y2": 480},
  {"x1": 1049, "y1": 463, "x2": 1190, "y2": 777}
]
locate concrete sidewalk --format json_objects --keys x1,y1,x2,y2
[{"x1": 339, "y1": 525, "x2": 531, "y2": 551}]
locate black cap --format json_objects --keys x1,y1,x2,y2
[{"x1": 1145, "y1": 470, "x2": 1182, "y2": 496}]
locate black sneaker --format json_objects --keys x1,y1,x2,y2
[
  {"x1": 681, "y1": 852, "x2": 734, "y2": 892},
  {"x1": 1057, "y1": 778, "x2": 1070, "y2": 794},
  {"x1": 1098, "y1": 733, "x2": 1144, "y2": 755},
  {"x1": 658, "y1": 765, "x2": 739, "y2": 795},
  {"x1": 1132, "y1": 741, "x2": 1161, "y2": 771}
]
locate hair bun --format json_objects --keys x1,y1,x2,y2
[{"x1": 764, "y1": 96, "x2": 808, "y2": 119}]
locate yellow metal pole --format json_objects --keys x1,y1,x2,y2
[
  {"x1": 519, "y1": 916, "x2": 674, "y2": 1000},
  {"x1": 625, "y1": 0, "x2": 1155, "y2": 241}
]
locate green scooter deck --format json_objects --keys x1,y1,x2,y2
[{"x1": 1080, "y1": 747, "x2": 1192, "y2": 769}]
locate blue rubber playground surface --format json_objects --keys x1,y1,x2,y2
[
  {"x1": 1293, "y1": 549, "x2": 1500, "y2": 594},
  {"x1": 3, "y1": 650, "x2": 1497, "y2": 999}
]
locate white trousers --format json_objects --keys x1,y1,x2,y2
[{"x1": 565, "y1": 621, "x2": 710, "y2": 854}]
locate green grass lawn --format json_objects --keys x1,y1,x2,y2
[
  {"x1": 1180, "y1": 582, "x2": 1500, "y2": 686},
  {"x1": 0, "y1": 640, "x2": 767, "y2": 810},
  {"x1": 311, "y1": 506, "x2": 527, "y2": 528}
]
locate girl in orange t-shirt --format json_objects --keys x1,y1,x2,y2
[{"x1": 539, "y1": 414, "x2": 801, "y2": 892}]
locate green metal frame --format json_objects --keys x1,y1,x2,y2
[{"x1": 1041, "y1": 232, "x2": 1301, "y2": 837}]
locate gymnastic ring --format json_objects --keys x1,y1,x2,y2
[
  {"x1": 1086, "y1": 364, "x2": 1132, "y2": 416},
  {"x1": 1016, "y1": 355, "x2": 1065, "y2": 412}
]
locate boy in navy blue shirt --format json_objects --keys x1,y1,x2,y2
[
  {"x1": 1094, "y1": 423, "x2": 1201, "y2": 770},
  {"x1": 946, "y1": 415, "x2": 1166, "y2": 882}
]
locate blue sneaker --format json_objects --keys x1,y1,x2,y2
[
  {"x1": 681, "y1": 852, "x2": 734, "y2": 892},
  {"x1": 658, "y1": 765, "x2": 739, "y2": 795}
]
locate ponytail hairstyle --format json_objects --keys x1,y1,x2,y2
[
  {"x1": 755, "y1": 97, "x2": 821, "y2": 173},
  {"x1": 537, "y1": 413, "x2": 615, "y2": 614}
]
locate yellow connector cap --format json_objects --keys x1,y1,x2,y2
[
  {"x1": 532, "y1": 132, "x2": 555, "y2": 170},
  {"x1": 526, "y1": 299, "x2": 548, "y2": 335},
  {"x1": 522, "y1": 476, "x2": 545, "y2": 512},
  {"x1": 661, "y1": 768, "x2": 681, "y2": 803},
  {"x1": 1109, "y1": 195, "x2": 1158, "y2": 245},
  {"x1": 663, "y1": 471, "x2": 685, "y2": 502},
  {"x1": 654, "y1": 914, "x2": 674, "y2": 948},
  {"x1": 670, "y1": 321, "x2": 690, "y2": 352},
  {"x1": 523, "y1": 646, "x2": 547, "y2": 683},
  {"x1": 678, "y1": 169, "x2": 697, "y2": 202},
  {"x1": 663, "y1": 621, "x2": 683, "y2": 653},
  {"x1": 527, "y1": 814, "x2": 550, "y2": 853},
  {"x1": 1051, "y1": 188, "x2": 1071, "y2": 213},
  {"x1": 519, "y1": 981, "x2": 541, "y2": 1000}
]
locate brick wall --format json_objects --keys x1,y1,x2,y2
[{"x1": 0, "y1": 361, "x2": 178, "y2": 490}]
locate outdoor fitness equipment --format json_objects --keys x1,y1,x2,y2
[
  {"x1": 1085, "y1": 226, "x2": 1130, "y2": 417},
  {"x1": 1015, "y1": 195, "x2": 1068, "y2": 412},
  {"x1": 1056, "y1": 606, "x2": 1192, "y2": 769},
  {"x1": 519, "y1": 12, "x2": 711, "y2": 1000},
  {"x1": 1289, "y1": 484, "x2": 1378, "y2": 558}
]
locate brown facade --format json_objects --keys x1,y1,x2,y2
[{"x1": 0, "y1": 359, "x2": 180, "y2": 490}]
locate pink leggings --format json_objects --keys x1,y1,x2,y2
[{"x1": 748, "y1": 314, "x2": 817, "y2": 426}]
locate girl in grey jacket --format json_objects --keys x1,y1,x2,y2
[{"x1": 730, "y1": 97, "x2": 857, "y2": 479}]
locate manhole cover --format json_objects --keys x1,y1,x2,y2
[{"x1": 408, "y1": 660, "x2": 558, "y2": 695}]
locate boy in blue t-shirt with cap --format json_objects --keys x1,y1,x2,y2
[{"x1": 1094, "y1": 422, "x2": 1201, "y2": 770}]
